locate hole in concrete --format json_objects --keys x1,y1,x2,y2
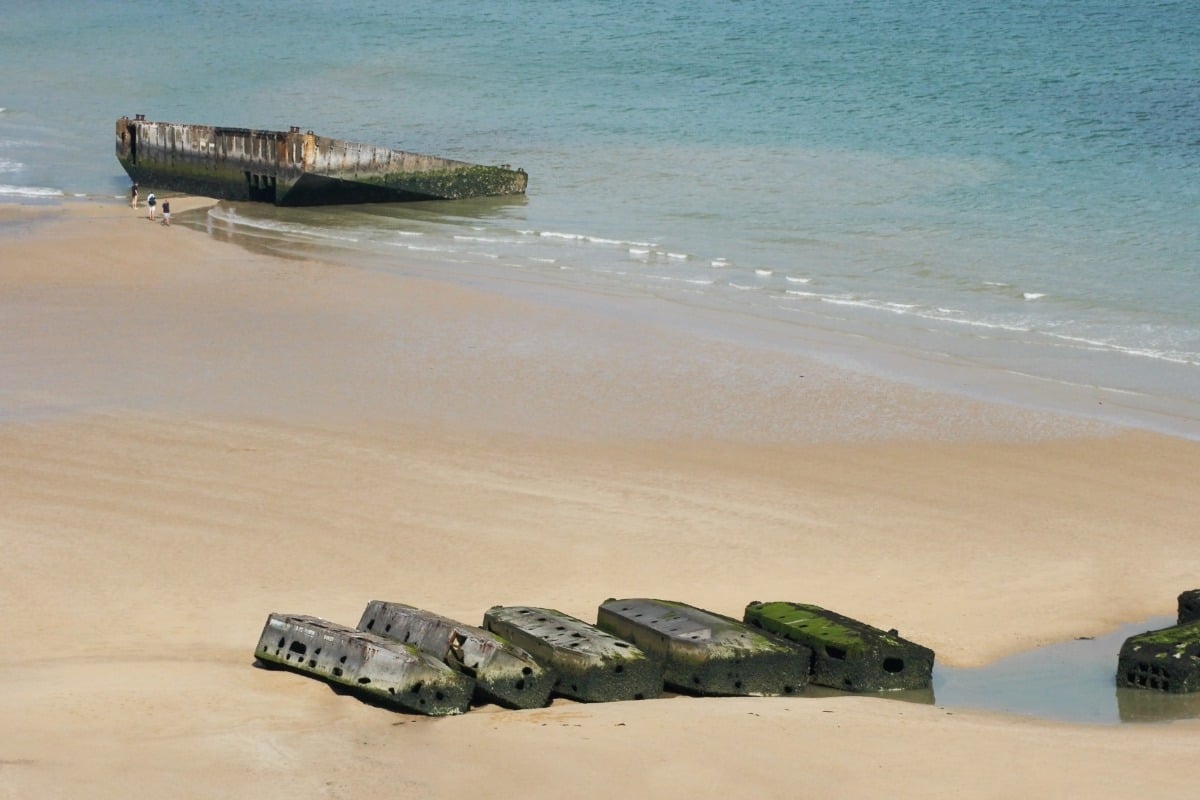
[
  {"x1": 308, "y1": 659, "x2": 317, "y2": 668},
  {"x1": 783, "y1": 685, "x2": 794, "y2": 694},
  {"x1": 385, "y1": 624, "x2": 392, "y2": 633},
  {"x1": 340, "y1": 655, "x2": 347, "y2": 664},
  {"x1": 435, "y1": 691, "x2": 445, "y2": 701},
  {"x1": 614, "y1": 665, "x2": 624, "y2": 674},
  {"x1": 358, "y1": 677, "x2": 371, "y2": 685},
  {"x1": 410, "y1": 681, "x2": 424, "y2": 694},
  {"x1": 515, "y1": 679, "x2": 526, "y2": 690},
  {"x1": 614, "y1": 642, "x2": 630, "y2": 648},
  {"x1": 734, "y1": 680, "x2": 743, "y2": 690},
  {"x1": 289, "y1": 641, "x2": 308, "y2": 656},
  {"x1": 332, "y1": 667, "x2": 343, "y2": 677},
  {"x1": 366, "y1": 619, "x2": 375, "y2": 630},
  {"x1": 693, "y1": 676, "x2": 701, "y2": 684},
  {"x1": 522, "y1": 667, "x2": 533, "y2": 676},
  {"x1": 883, "y1": 657, "x2": 904, "y2": 673},
  {"x1": 634, "y1": 693, "x2": 644, "y2": 700},
  {"x1": 388, "y1": 687, "x2": 395, "y2": 694},
  {"x1": 314, "y1": 648, "x2": 322, "y2": 656},
  {"x1": 403, "y1": 632, "x2": 411, "y2": 643},
  {"x1": 277, "y1": 637, "x2": 286, "y2": 647},
  {"x1": 825, "y1": 645, "x2": 847, "y2": 660}
]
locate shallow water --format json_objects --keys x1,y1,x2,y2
[{"x1": 804, "y1": 616, "x2": 1200, "y2": 725}]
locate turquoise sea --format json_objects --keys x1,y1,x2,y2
[{"x1": 2, "y1": 1, "x2": 1198, "y2": 436}]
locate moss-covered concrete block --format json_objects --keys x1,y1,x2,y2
[
  {"x1": 358, "y1": 600, "x2": 554, "y2": 710},
  {"x1": 1117, "y1": 620, "x2": 1200, "y2": 693},
  {"x1": 253, "y1": 613, "x2": 473, "y2": 715},
  {"x1": 744, "y1": 601, "x2": 934, "y2": 691},
  {"x1": 596, "y1": 598, "x2": 809, "y2": 696},
  {"x1": 483, "y1": 606, "x2": 662, "y2": 703}
]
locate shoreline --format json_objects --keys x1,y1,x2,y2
[{"x1": 4, "y1": 197, "x2": 1200, "y2": 797}]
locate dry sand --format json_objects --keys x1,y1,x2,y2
[{"x1": 2, "y1": 199, "x2": 1199, "y2": 798}]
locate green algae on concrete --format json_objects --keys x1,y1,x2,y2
[
  {"x1": 483, "y1": 606, "x2": 663, "y2": 703},
  {"x1": 744, "y1": 601, "x2": 935, "y2": 692},
  {"x1": 597, "y1": 598, "x2": 810, "y2": 696},
  {"x1": 358, "y1": 600, "x2": 555, "y2": 710},
  {"x1": 1117, "y1": 619, "x2": 1200, "y2": 693},
  {"x1": 254, "y1": 613, "x2": 474, "y2": 715}
]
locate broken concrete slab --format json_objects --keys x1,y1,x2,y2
[
  {"x1": 483, "y1": 606, "x2": 663, "y2": 703},
  {"x1": 744, "y1": 601, "x2": 935, "y2": 691},
  {"x1": 1178, "y1": 590, "x2": 1200, "y2": 624},
  {"x1": 358, "y1": 600, "x2": 555, "y2": 710},
  {"x1": 1117, "y1": 620, "x2": 1200, "y2": 693},
  {"x1": 596, "y1": 598, "x2": 810, "y2": 696},
  {"x1": 253, "y1": 613, "x2": 473, "y2": 715}
]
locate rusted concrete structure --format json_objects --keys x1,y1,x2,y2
[
  {"x1": 744, "y1": 601, "x2": 935, "y2": 691},
  {"x1": 484, "y1": 606, "x2": 663, "y2": 703},
  {"x1": 115, "y1": 115, "x2": 527, "y2": 206},
  {"x1": 253, "y1": 613, "x2": 473, "y2": 715},
  {"x1": 1117, "y1": 620, "x2": 1200, "y2": 693},
  {"x1": 597, "y1": 598, "x2": 810, "y2": 696},
  {"x1": 358, "y1": 600, "x2": 555, "y2": 710}
]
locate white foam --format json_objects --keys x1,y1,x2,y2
[
  {"x1": 0, "y1": 184, "x2": 62, "y2": 197},
  {"x1": 666, "y1": 251, "x2": 688, "y2": 260},
  {"x1": 754, "y1": 269, "x2": 773, "y2": 276},
  {"x1": 785, "y1": 275, "x2": 811, "y2": 284},
  {"x1": 0, "y1": 157, "x2": 21, "y2": 173},
  {"x1": 1023, "y1": 292, "x2": 1045, "y2": 301}
]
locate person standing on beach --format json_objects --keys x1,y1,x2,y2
[
  {"x1": 130, "y1": 182, "x2": 138, "y2": 208},
  {"x1": 161, "y1": 200, "x2": 171, "y2": 226},
  {"x1": 146, "y1": 192, "x2": 156, "y2": 220}
]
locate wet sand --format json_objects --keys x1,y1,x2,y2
[{"x1": 3, "y1": 199, "x2": 1200, "y2": 798}]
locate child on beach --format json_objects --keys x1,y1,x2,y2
[
  {"x1": 130, "y1": 182, "x2": 138, "y2": 208},
  {"x1": 146, "y1": 192, "x2": 156, "y2": 220},
  {"x1": 161, "y1": 200, "x2": 171, "y2": 226}
]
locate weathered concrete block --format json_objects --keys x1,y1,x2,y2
[
  {"x1": 483, "y1": 606, "x2": 663, "y2": 703},
  {"x1": 596, "y1": 598, "x2": 810, "y2": 696},
  {"x1": 744, "y1": 601, "x2": 935, "y2": 691},
  {"x1": 358, "y1": 600, "x2": 555, "y2": 710},
  {"x1": 253, "y1": 613, "x2": 473, "y2": 715},
  {"x1": 1117, "y1": 620, "x2": 1200, "y2": 693},
  {"x1": 1178, "y1": 590, "x2": 1200, "y2": 624}
]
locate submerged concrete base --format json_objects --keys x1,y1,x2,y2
[
  {"x1": 1117, "y1": 620, "x2": 1200, "y2": 693},
  {"x1": 358, "y1": 600, "x2": 555, "y2": 710},
  {"x1": 254, "y1": 613, "x2": 473, "y2": 715},
  {"x1": 483, "y1": 606, "x2": 663, "y2": 703},
  {"x1": 744, "y1": 601, "x2": 935, "y2": 692},
  {"x1": 597, "y1": 598, "x2": 809, "y2": 696}
]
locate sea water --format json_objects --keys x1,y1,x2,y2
[{"x1": 1, "y1": 0, "x2": 1198, "y2": 436}]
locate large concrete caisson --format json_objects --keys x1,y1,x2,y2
[
  {"x1": 483, "y1": 606, "x2": 663, "y2": 703},
  {"x1": 253, "y1": 613, "x2": 474, "y2": 715},
  {"x1": 1177, "y1": 590, "x2": 1200, "y2": 624},
  {"x1": 597, "y1": 598, "x2": 810, "y2": 696},
  {"x1": 744, "y1": 601, "x2": 935, "y2": 692},
  {"x1": 1117, "y1": 620, "x2": 1200, "y2": 693},
  {"x1": 115, "y1": 115, "x2": 528, "y2": 206},
  {"x1": 357, "y1": 600, "x2": 555, "y2": 710}
]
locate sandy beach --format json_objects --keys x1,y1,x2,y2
[{"x1": 3, "y1": 199, "x2": 1200, "y2": 798}]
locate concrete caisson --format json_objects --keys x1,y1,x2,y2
[
  {"x1": 358, "y1": 600, "x2": 555, "y2": 710},
  {"x1": 597, "y1": 598, "x2": 810, "y2": 696},
  {"x1": 115, "y1": 115, "x2": 527, "y2": 206},
  {"x1": 744, "y1": 601, "x2": 935, "y2": 691},
  {"x1": 253, "y1": 613, "x2": 473, "y2": 715},
  {"x1": 1117, "y1": 620, "x2": 1200, "y2": 693},
  {"x1": 1177, "y1": 590, "x2": 1200, "y2": 625},
  {"x1": 483, "y1": 606, "x2": 663, "y2": 703}
]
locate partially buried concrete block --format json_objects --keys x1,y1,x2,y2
[
  {"x1": 483, "y1": 606, "x2": 663, "y2": 703},
  {"x1": 597, "y1": 598, "x2": 810, "y2": 696},
  {"x1": 744, "y1": 601, "x2": 935, "y2": 691},
  {"x1": 358, "y1": 600, "x2": 555, "y2": 710},
  {"x1": 1178, "y1": 590, "x2": 1200, "y2": 625},
  {"x1": 253, "y1": 613, "x2": 473, "y2": 715},
  {"x1": 1117, "y1": 620, "x2": 1200, "y2": 693}
]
